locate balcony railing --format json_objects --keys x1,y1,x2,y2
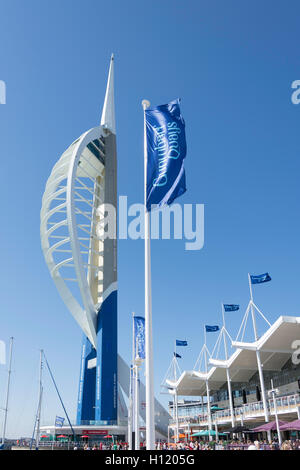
[{"x1": 169, "y1": 393, "x2": 300, "y2": 427}]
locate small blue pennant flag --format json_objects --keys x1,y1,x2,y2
[
  {"x1": 55, "y1": 416, "x2": 64, "y2": 427},
  {"x1": 176, "y1": 340, "x2": 188, "y2": 346},
  {"x1": 205, "y1": 325, "x2": 220, "y2": 332},
  {"x1": 145, "y1": 99, "x2": 187, "y2": 212},
  {"x1": 223, "y1": 304, "x2": 240, "y2": 312},
  {"x1": 134, "y1": 316, "x2": 145, "y2": 359},
  {"x1": 174, "y1": 352, "x2": 181, "y2": 358},
  {"x1": 250, "y1": 273, "x2": 271, "y2": 285}
]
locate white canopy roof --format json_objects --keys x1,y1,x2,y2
[{"x1": 166, "y1": 315, "x2": 300, "y2": 396}]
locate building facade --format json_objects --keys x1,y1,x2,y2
[{"x1": 167, "y1": 316, "x2": 300, "y2": 435}]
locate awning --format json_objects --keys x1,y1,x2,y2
[
  {"x1": 251, "y1": 420, "x2": 286, "y2": 432},
  {"x1": 280, "y1": 419, "x2": 300, "y2": 431},
  {"x1": 167, "y1": 316, "x2": 300, "y2": 396},
  {"x1": 191, "y1": 430, "x2": 227, "y2": 437},
  {"x1": 227, "y1": 426, "x2": 254, "y2": 433},
  {"x1": 171, "y1": 433, "x2": 186, "y2": 439}
]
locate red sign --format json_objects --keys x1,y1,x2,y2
[{"x1": 82, "y1": 430, "x2": 108, "y2": 435}]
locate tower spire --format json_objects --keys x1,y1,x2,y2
[{"x1": 101, "y1": 54, "x2": 116, "y2": 134}]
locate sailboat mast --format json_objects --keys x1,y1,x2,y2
[
  {"x1": 1, "y1": 337, "x2": 14, "y2": 446},
  {"x1": 35, "y1": 349, "x2": 43, "y2": 450}
]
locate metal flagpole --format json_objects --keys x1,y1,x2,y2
[
  {"x1": 142, "y1": 99, "x2": 155, "y2": 450},
  {"x1": 134, "y1": 333, "x2": 140, "y2": 451},
  {"x1": 128, "y1": 366, "x2": 133, "y2": 449},
  {"x1": 203, "y1": 327, "x2": 212, "y2": 434},
  {"x1": 128, "y1": 312, "x2": 135, "y2": 450},
  {"x1": 134, "y1": 361, "x2": 140, "y2": 450},
  {"x1": 175, "y1": 390, "x2": 179, "y2": 445},
  {"x1": 174, "y1": 342, "x2": 179, "y2": 445},
  {"x1": 222, "y1": 304, "x2": 235, "y2": 427},
  {"x1": 248, "y1": 273, "x2": 269, "y2": 422},
  {"x1": 1, "y1": 337, "x2": 13, "y2": 447},
  {"x1": 173, "y1": 343, "x2": 176, "y2": 436}
]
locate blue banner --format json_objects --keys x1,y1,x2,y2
[
  {"x1": 223, "y1": 304, "x2": 240, "y2": 312},
  {"x1": 134, "y1": 316, "x2": 145, "y2": 359},
  {"x1": 205, "y1": 325, "x2": 220, "y2": 332},
  {"x1": 250, "y1": 273, "x2": 271, "y2": 284},
  {"x1": 174, "y1": 352, "x2": 181, "y2": 358},
  {"x1": 55, "y1": 416, "x2": 64, "y2": 427},
  {"x1": 146, "y1": 99, "x2": 187, "y2": 211},
  {"x1": 176, "y1": 340, "x2": 188, "y2": 346}
]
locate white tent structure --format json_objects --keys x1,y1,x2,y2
[{"x1": 166, "y1": 315, "x2": 300, "y2": 427}]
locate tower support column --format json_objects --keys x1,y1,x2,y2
[
  {"x1": 76, "y1": 335, "x2": 97, "y2": 424},
  {"x1": 95, "y1": 130, "x2": 118, "y2": 423}
]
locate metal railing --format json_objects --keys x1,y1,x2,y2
[{"x1": 169, "y1": 393, "x2": 300, "y2": 427}]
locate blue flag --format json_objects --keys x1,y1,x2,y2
[
  {"x1": 134, "y1": 316, "x2": 145, "y2": 359},
  {"x1": 223, "y1": 304, "x2": 240, "y2": 312},
  {"x1": 176, "y1": 340, "x2": 188, "y2": 346},
  {"x1": 250, "y1": 273, "x2": 271, "y2": 284},
  {"x1": 55, "y1": 416, "x2": 64, "y2": 427},
  {"x1": 174, "y1": 352, "x2": 181, "y2": 358},
  {"x1": 145, "y1": 99, "x2": 187, "y2": 211},
  {"x1": 205, "y1": 325, "x2": 220, "y2": 332}
]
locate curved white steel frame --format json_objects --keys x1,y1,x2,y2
[
  {"x1": 40, "y1": 57, "x2": 171, "y2": 435},
  {"x1": 41, "y1": 126, "x2": 107, "y2": 348}
]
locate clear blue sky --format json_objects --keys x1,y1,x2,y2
[{"x1": 1, "y1": 0, "x2": 300, "y2": 438}]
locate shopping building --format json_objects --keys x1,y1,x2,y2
[{"x1": 167, "y1": 315, "x2": 300, "y2": 438}]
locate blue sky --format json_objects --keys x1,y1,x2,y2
[{"x1": 1, "y1": 0, "x2": 300, "y2": 438}]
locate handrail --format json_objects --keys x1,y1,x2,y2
[{"x1": 169, "y1": 392, "x2": 300, "y2": 426}]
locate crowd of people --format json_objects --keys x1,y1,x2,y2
[
  {"x1": 76, "y1": 442, "x2": 129, "y2": 450},
  {"x1": 155, "y1": 438, "x2": 300, "y2": 451},
  {"x1": 71, "y1": 437, "x2": 300, "y2": 450}
]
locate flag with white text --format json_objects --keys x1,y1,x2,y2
[{"x1": 146, "y1": 99, "x2": 187, "y2": 211}]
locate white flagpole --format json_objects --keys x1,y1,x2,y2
[
  {"x1": 248, "y1": 273, "x2": 269, "y2": 422},
  {"x1": 222, "y1": 304, "x2": 235, "y2": 427},
  {"x1": 174, "y1": 341, "x2": 179, "y2": 444},
  {"x1": 172, "y1": 350, "x2": 176, "y2": 431},
  {"x1": 128, "y1": 365, "x2": 133, "y2": 449},
  {"x1": 134, "y1": 346, "x2": 140, "y2": 451},
  {"x1": 172, "y1": 345, "x2": 176, "y2": 441},
  {"x1": 128, "y1": 312, "x2": 135, "y2": 449},
  {"x1": 142, "y1": 99, "x2": 155, "y2": 450},
  {"x1": 203, "y1": 327, "x2": 212, "y2": 434}
]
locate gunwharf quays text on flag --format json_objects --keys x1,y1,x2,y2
[{"x1": 145, "y1": 99, "x2": 187, "y2": 211}]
